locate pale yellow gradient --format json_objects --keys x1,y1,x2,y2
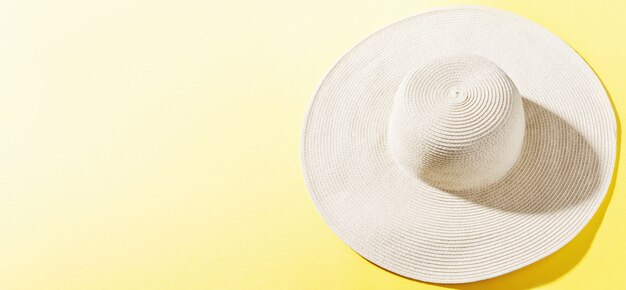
[{"x1": 0, "y1": 0, "x2": 624, "y2": 289}]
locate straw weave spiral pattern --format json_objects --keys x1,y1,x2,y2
[{"x1": 388, "y1": 55, "x2": 526, "y2": 191}]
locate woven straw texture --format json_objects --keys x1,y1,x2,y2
[{"x1": 301, "y1": 6, "x2": 616, "y2": 284}]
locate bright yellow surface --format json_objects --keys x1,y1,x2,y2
[{"x1": 0, "y1": 0, "x2": 625, "y2": 289}]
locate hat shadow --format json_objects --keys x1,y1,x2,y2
[
  {"x1": 438, "y1": 90, "x2": 622, "y2": 289},
  {"x1": 360, "y1": 89, "x2": 621, "y2": 290},
  {"x1": 448, "y1": 97, "x2": 604, "y2": 214}
]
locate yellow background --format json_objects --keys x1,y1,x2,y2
[{"x1": 1, "y1": 0, "x2": 624, "y2": 289}]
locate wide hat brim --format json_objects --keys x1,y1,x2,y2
[{"x1": 301, "y1": 6, "x2": 616, "y2": 283}]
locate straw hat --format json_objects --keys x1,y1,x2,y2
[{"x1": 301, "y1": 6, "x2": 616, "y2": 283}]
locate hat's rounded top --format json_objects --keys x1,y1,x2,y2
[{"x1": 388, "y1": 55, "x2": 526, "y2": 191}]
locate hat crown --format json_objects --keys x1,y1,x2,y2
[{"x1": 387, "y1": 55, "x2": 526, "y2": 191}]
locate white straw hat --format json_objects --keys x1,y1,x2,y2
[{"x1": 301, "y1": 6, "x2": 616, "y2": 284}]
